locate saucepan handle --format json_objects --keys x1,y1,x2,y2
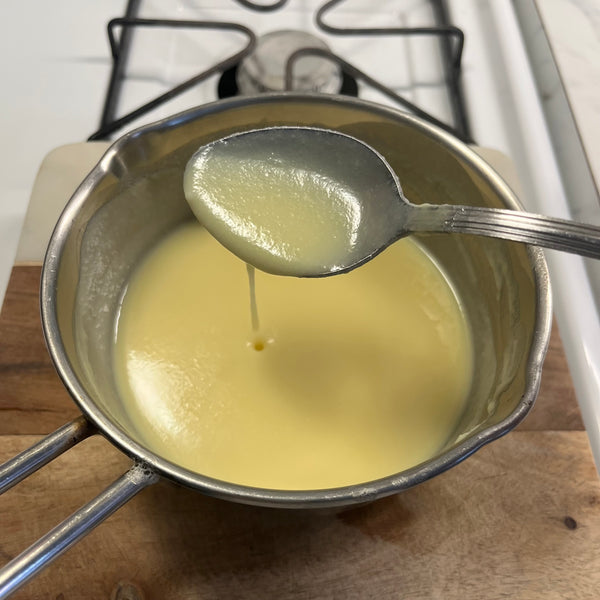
[
  {"x1": 0, "y1": 416, "x2": 93, "y2": 494},
  {"x1": 0, "y1": 417, "x2": 159, "y2": 599}
]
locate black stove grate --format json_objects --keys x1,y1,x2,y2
[
  {"x1": 311, "y1": 0, "x2": 471, "y2": 142},
  {"x1": 90, "y1": 0, "x2": 472, "y2": 143},
  {"x1": 88, "y1": 15, "x2": 256, "y2": 140}
]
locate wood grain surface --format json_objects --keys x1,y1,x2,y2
[
  {"x1": 1, "y1": 265, "x2": 599, "y2": 600},
  {"x1": 0, "y1": 266, "x2": 79, "y2": 435}
]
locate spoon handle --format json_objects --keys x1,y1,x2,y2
[{"x1": 409, "y1": 203, "x2": 600, "y2": 259}]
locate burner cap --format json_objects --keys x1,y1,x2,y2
[{"x1": 236, "y1": 30, "x2": 342, "y2": 94}]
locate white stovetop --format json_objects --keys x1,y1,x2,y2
[
  {"x1": 0, "y1": 1, "x2": 127, "y2": 291},
  {"x1": 536, "y1": 0, "x2": 600, "y2": 192}
]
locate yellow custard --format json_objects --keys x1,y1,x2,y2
[{"x1": 113, "y1": 222, "x2": 473, "y2": 490}]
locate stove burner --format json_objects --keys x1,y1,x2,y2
[
  {"x1": 232, "y1": 0, "x2": 289, "y2": 12},
  {"x1": 236, "y1": 30, "x2": 343, "y2": 95},
  {"x1": 218, "y1": 65, "x2": 358, "y2": 100}
]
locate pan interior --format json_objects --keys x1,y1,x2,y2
[{"x1": 50, "y1": 97, "x2": 542, "y2": 495}]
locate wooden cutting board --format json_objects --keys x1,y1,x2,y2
[
  {"x1": 1, "y1": 269, "x2": 599, "y2": 599},
  {"x1": 1, "y1": 145, "x2": 600, "y2": 599}
]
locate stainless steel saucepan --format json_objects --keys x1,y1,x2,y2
[{"x1": 0, "y1": 93, "x2": 551, "y2": 598}]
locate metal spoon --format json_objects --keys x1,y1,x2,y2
[{"x1": 184, "y1": 126, "x2": 600, "y2": 277}]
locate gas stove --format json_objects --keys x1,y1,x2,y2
[
  {"x1": 88, "y1": 0, "x2": 473, "y2": 145},
  {"x1": 2, "y1": 0, "x2": 600, "y2": 468}
]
